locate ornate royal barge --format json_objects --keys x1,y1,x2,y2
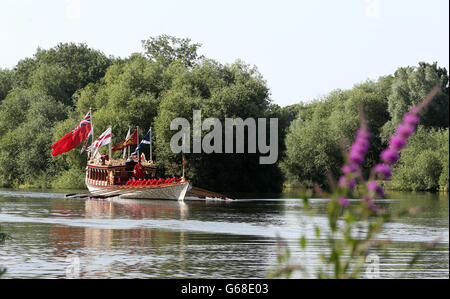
[
  {"x1": 55, "y1": 110, "x2": 232, "y2": 201},
  {"x1": 85, "y1": 156, "x2": 191, "y2": 201}
]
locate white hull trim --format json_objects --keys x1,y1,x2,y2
[{"x1": 86, "y1": 181, "x2": 191, "y2": 201}]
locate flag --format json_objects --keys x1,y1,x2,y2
[
  {"x1": 132, "y1": 128, "x2": 151, "y2": 155},
  {"x1": 87, "y1": 129, "x2": 107, "y2": 152},
  {"x1": 122, "y1": 128, "x2": 130, "y2": 159},
  {"x1": 90, "y1": 127, "x2": 112, "y2": 157},
  {"x1": 112, "y1": 129, "x2": 138, "y2": 151},
  {"x1": 51, "y1": 111, "x2": 92, "y2": 157},
  {"x1": 80, "y1": 128, "x2": 93, "y2": 154}
]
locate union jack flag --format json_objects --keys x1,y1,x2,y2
[
  {"x1": 72, "y1": 111, "x2": 91, "y2": 134},
  {"x1": 51, "y1": 110, "x2": 93, "y2": 157}
]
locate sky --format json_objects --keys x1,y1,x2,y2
[{"x1": 0, "y1": 0, "x2": 448, "y2": 107}]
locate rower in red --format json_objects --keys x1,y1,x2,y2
[{"x1": 133, "y1": 163, "x2": 145, "y2": 179}]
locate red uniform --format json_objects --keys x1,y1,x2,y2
[{"x1": 133, "y1": 163, "x2": 145, "y2": 179}]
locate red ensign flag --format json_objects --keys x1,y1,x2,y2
[{"x1": 51, "y1": 112, "x2": 92, "y2": 157}]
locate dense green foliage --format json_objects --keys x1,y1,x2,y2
[
  {"x1": 153, "y1": 59, "x2": 285, "y2": 192},
  {"x1": 142, "y1": 34, "x2": 203, "y2": 67},
  {"x1": 0, "y1": 37, "x2": 290, "y2": 192},
  {"x1": 380, "y1": 62, "x2": 449, "y2": 141},
  {"x1": 0, "y1": 36, "x2": 448, "y2": 192},
  {"x1": 0, "y1": 43, "x2": 111, "y2": 188},
  {"x1": 282, "y1": 79, "x2": 393, "y2": 188},
  {"x1": 388, "y1": 127, "x2": 449, "y2": 191},
  {"x1": 0, "y1": 68, "x2": 13, "y2": 101},
  {"x1": 282, "y1": 65, "x2": 448, "y2": 191}
]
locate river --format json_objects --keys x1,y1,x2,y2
[{"x1": 0, "y1": 189, "x2": 448, "y2": 279}]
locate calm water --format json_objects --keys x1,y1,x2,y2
[{"x1": 0, "y1": 189, "x2": 448, "y2": 279}]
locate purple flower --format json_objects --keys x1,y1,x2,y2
[
  {"x1": 363, "y1": 88, "x2": 438, "y2": 214},
  {"x1": 368, "y1": 202, "x2": 378, "y2": 213},
  {"x1": 349, "y1": 151, "x2": 364, "y2": 165},
  {"x1": 403, "y1": 113, "x2": 420, "y2": 126},
  {"x1": 367, "y1": 181, "x2": 385, "y2": 198},
  {"x1": 348, "y1": 178, "x2": 356, "y2": 189},
  {"x1": 351, "y1": 142, "x2": 368, "y2": 156},
  {"x1": 374, "y1": 164, "x2": 392, "y2": 180},
  {"x1": 339, "y1": 127, "x2": 372, "y2": 192},
  {"x1": 396, "y1": 124, "x2": 415, "y2": 138},
  {"x1": 389, "y1": 135, "x2": 407, "y2": 151},
  {"x1": 354, "y1": 137, "x2": 370, "y2": 150},
  {"x1": 356, "y1": 129, "x2": 372, "y2": 139},
  {"x1": 409, "y1": 107, "x2": 419, "y2": 115},
  {"x1": 381, "y1": 148, "x2": 399, "y2": 164},
  {"x1": 363, "y1": 196, "x2": 379, "y2": 212},
  {"x1": 342, "y1": 164, "x2": 358, "y2": 175},
  {"x1": 367, "y1": 181, "x2": 377, "y2": 191},
  {"x1": 339, "y1": 176, "x2": 356, "y2": 189},
  {"x1": 338, "y1": 197, "x2": 350, "y2": 207}
]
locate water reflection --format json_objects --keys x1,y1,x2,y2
[
  {"x1": 46, "y1": 199, "x2": 192, "y2": 278},
  {"x1": 0, "y1": 191, "x2": 448, "y2": 278},
  {"x1": 84, "y1": 199, "x2": 189, "y2": 220}
]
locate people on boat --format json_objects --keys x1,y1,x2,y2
[
  {"x1": 123, "y1": 176, "x2": 185, "y2": 187},
  {"x1": 133, "y1": 162, "x2": 145, "y2": 179},
  {"x1": 100, "y1": 154, "x2": 109, "y2": 165}
]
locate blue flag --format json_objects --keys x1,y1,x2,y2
[{"x1": 132, "y1": 128, "x2": 151, "y2": 155}]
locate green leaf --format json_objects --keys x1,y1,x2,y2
[
  {"x1": 315, "y1": 226, "x2": 321, "y2": 238},
  {"x1": 300, "y1": 236, "x2": 307, "y2": 249}
]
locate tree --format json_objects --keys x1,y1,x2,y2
[
  {"x1": 389, "y1": 127, "x2": 448, "y2": 191},
  {"x1": 74, "y1": 54, "x2": 163, "y2": 153},
  {"x1": 12, "y1": 57, "x2": 37, "y2": 89},
  {"x1": 281, "y1": 116, "x2": 342, "y2": 187},
  {"x1": 30, "y1": 64, "x2": 72, "y2": 105},
  {"x1": 12, "y1": 43, "x2": 111, "y2": 105},
  {"x1": 142, "y1": 35, "x2": 203, "y2": 67},
  {"x1": 0, "y1": 89, "x2": 67, "y2": 187},
  {"x1": 328, "y1": 79, "x2": 391, "y2": 173},
  {"x1": 381, "y1": 62, "x2": 449, "y2": 141},
  {"x1": 0, "y1": 68, "x2": 13, "y2": 101},
  {"x1": 154, "y1": 59, "x2": 282, "y2": 192},
  {"x1": 1, "y1": 38, "x2": 447, "y2": 193},
  {"x1": 0, "y1": 88, "x2": 35, "y2": 136}
]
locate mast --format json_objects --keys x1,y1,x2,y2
[
  {"x1": 149, "y1": 127, "x2": 152, "y2": 162},
  {"x1": 90, "y1": 108, "x2": 94, "y2": 142},
  {"x1": 137, "y1": 126, "x2": 140, "y2": 162},
  {"x1": 108, "y1": 125, "x2": 112, "y2": 160},
  {"x1": 123, "y1": 126, "x2": 130, "y2": 160},
  {"x1": 182, "y1": 133, "x2": 185, "y2": 178},
  {"x1": 127, "y1": 129, "x2": 131, "y2": 159},
  {"x1": 89, "y1": 107, "x2": 94, "y2": 160}
]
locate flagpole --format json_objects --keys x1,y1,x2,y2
[
  {"x1": 89, "y1": 107, "x2": 94, "y2": 160},
  {"x1": 149, "y1": 127, "x2": 152, "y2": 163},
  {"x1": 90, "y1": 108, "x2": 94, "y2": 145},
  {"x1": 123, "y1": 126, "x2": 130, "y2": 160},
  {"x1": 108, "y1": 125, "x2": 112, "y2": 161},
  {"x1": 182, "y1": 133, "x2": 185, "y2": 178},
  {"x1": 127, "y1": 128, "x2": 131, "y2": 159},
  {"x1": 137, "y1": 126, "x2": 140, "y2": 162}
]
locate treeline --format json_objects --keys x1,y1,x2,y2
[
  {"x1": 282, "y1": 62, "x2": 449, "y2": 192},
  {"x1": 0, "y1": 36, "x2": 448, "y2": 192},
  {"x1": 0, "y1": 36, "x2": 292, "y2": 192}
]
